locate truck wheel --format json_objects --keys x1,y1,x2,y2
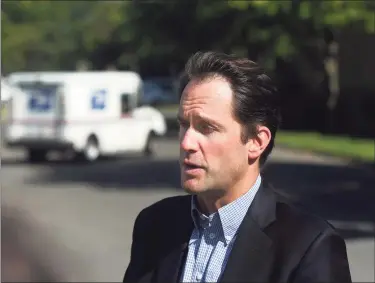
[
  {"x1": 81, "y1": 137, "x2": 100, "y2": 162},
  {"x1": 144, "y1": 132, "x2": 156, "y2": 157},
  {"x1": 27, "y1": 149, "x2": 47, "y2": 163}
]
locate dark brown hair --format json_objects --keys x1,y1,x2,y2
[{"x1": 179, "y1": 51, "x2": 281, "y2": 165}]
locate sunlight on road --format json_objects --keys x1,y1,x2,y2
[{"x1": 2, "y1": 139, "x2": 374, "y2": 282}]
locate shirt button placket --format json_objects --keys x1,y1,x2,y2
[{"x1": 196, "y1": 272, "x2": 202, "y2": 281}]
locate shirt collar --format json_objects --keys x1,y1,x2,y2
[{"x1": 191, "y1": 174, "x2": 262, "y2": 244}]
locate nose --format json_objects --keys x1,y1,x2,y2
[{"x1": 180, "y1": 127, "x2": 199, "y2": 153}]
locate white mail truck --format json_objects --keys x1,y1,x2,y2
[{"x1": 4, "y1": 71, "x2": 167, "y2": 162}]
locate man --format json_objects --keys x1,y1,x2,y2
[{"x1": 123, "y1": 51, "x2": 352, "y2": 283}]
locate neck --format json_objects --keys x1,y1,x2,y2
[{"x1": 197, "y1": 168, "x2": 260, "y2": 215}]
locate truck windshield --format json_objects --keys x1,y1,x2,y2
[
  {"x1": 17, "y1": 82, "x2": 61, "y2": 112},
  {"x1": 18, "y1": 82, "x2": 61, "y2": 94}
]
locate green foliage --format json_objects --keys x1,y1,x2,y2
[
  {"x1": 229, "y1": 0, "x2": 374, "y2": 32},
  {"x1": 228, "y1": 0, "x2": 374, "y2": 65},
  {"x1": 1, "y1": 0, "x2": 374, "y2": 72}
]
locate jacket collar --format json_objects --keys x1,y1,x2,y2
[{"x1": 155, "y1": 180, "x2": 278, "y2": 283}]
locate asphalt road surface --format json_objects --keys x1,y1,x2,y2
[{"x1": 2, "y1": 138, "x2": 374, "y2": 282}]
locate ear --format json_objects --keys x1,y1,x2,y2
[{"x1": 247, "y1": 126, "x2": 272, "y2": 160}]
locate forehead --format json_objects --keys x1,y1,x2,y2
[{"x1": 179, "y1": 76, "x2": 234, "y2": 117}]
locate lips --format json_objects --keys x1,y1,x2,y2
[
  {"x1": 184, "y1": 164, "x2": 201, "y2": 170},
  {"x1": 183, "y1": 160, "x2": 203, "y2": 169},
  {"x1": 182, "y1": 160, "x2": 205, "y2": 176}
]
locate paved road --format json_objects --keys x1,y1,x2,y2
[{"x1": 2, "y1": 138, "x2": 374, "y2": 282}]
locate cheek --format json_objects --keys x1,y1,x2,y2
[{"x1": 202, "y1": 133, "x2": 245, "y2": 166}]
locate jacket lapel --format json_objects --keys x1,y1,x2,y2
[
  {"x1": 155, "y1": 242, "x2": 189, "y2": 283},
  {"x1": 220, "y1": 182, "x2": 277, "y2": 283},
  {"x1": 155, "y1": 197, "x2": 194, "y2": 283}
]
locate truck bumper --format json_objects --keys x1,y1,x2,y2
[{"x1": 5, "y1": 138, "x2": 73, "y2": 150}]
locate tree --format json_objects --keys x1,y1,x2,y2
[
  {"x1": 228, "y1": 0, "x2": 374, "y2": 66},
  {"x1": 1, "y1": 1, "x2": 133, "y2": 72}
]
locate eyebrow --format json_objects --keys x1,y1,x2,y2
[
  {"x1": 177, "y1": 114, "x2": 185, "y2": 123},
  {"x1": 177, "y1": 113, "x2": 224, "y2": 128}
]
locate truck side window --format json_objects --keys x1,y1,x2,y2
[{"x1": 120, "y1": 94, "x2": 131, "y2": 115}]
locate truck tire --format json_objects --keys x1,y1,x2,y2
[
  {"x1": 144, "y1": 132, "x2": 156, "y2": 157},
  {"x1": 27, "y1": 149, "x2": 47, "y2": 163},
  {"x1": 79, "y1": 136, "x2": 100, "y2": 162}
]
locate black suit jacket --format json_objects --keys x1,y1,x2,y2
[{"x1": 123, "y1": 182, "x2": 352, "y2": 283}]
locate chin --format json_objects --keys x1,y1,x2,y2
[{"x1": 181, "y1": 178, "x2": 204, "y2": 194}]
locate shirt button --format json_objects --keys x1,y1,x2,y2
[
  {"x1": 209, "y1": 233, "x2": 216, "y2": 239},
  {"x1": 196, "y1": 273, "x2": 202, "y2": 280}
]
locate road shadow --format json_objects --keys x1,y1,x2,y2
[
  {"x1": 0, "y1": 154, "x2": 147, "y2": 167},
  {"x1": 22, "y1": 156, "x2": 182, "y2": 190},
  {"x1": 261, "y1": 161, "x2": 375, "y2": 240},
  {"x1": 19, "y1": 156, "x2": 375, "y2": 240}
]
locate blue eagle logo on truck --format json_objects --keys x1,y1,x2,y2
[{"x1": 91, "y1": 89, "x2": 107, "y2": 110}]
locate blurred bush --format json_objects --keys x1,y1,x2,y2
[{"x1": 2, "y1": 0, "x2": 374, "y2": 137}]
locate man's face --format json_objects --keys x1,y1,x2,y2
[{"x1": 178, "y1": 76, "x2": 249, "y2": 196}]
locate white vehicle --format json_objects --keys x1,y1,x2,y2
[
  {"x1": 4, "y1": 71, "x2": 167, "y2": 162},
  {"x1": 1, "y1": 77, "x2": 25, "y2": 102}
]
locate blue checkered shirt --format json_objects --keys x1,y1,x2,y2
[{"x1": 180, "y1": 175, "x2": 262, "y2": 283}]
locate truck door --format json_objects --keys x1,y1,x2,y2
[
  {"x1": 119, "y1": 92, "x2": 144, "y2": 150},
  {"x1": 16, "y1": 82, "x2": 63, "y2": 140}
]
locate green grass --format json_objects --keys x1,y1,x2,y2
[
  {"x1": 153, "y1": 103, "x2": 374, "y2": 162},
  {"x1": 155, "y1": 104, "x2": 179, "y2": 118},
  {"x1": 156, "y1": 104, "x2": 179, "y2": 111},
  {"x1": 276, "y1": 131, "x2": 374, "y2": 162}
]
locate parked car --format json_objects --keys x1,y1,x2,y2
[{"x1": 142, "y1": 77, "x2": 178, "y2": 106}]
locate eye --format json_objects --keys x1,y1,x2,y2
[
  {"x1": 178, "y1": 119, "x2": 189, "y2": 128},
  {"x1": 197, "y1": 123, "x2": 215, "y2": 134}
]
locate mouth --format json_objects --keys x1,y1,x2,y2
[
  {"x1": 182, "y1": 161, "x2": 205, "y2": 174},
  {"x1": 184, "y1": 164, "x2": 202, "y2": 170}
]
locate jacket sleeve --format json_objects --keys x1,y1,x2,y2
[
  {"x1": 291, "y1": 230, "x2": 352, "y2": 283},
  {"x1": 123, "y1": 209, "x2": 147, "y2": 283}
]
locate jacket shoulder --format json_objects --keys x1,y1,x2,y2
[
  {"x1": 270, "y1": 193, "x2": 351, "y2": 281},
  {"x1": 141, "y1": 195, "x2": 190, "y2": 215},
  {"x1": 275, "y1": 196, "x2": 337, "y2": 235},
  {"x1": 136, "y1": 195, "x2": 191, "y2": 228},
  {"x1": 270, "y1": 193, "x2": 341, "y2": 256},
  {"x1": 262, "y1": 182, "x2": 336, "y2": 236}
]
